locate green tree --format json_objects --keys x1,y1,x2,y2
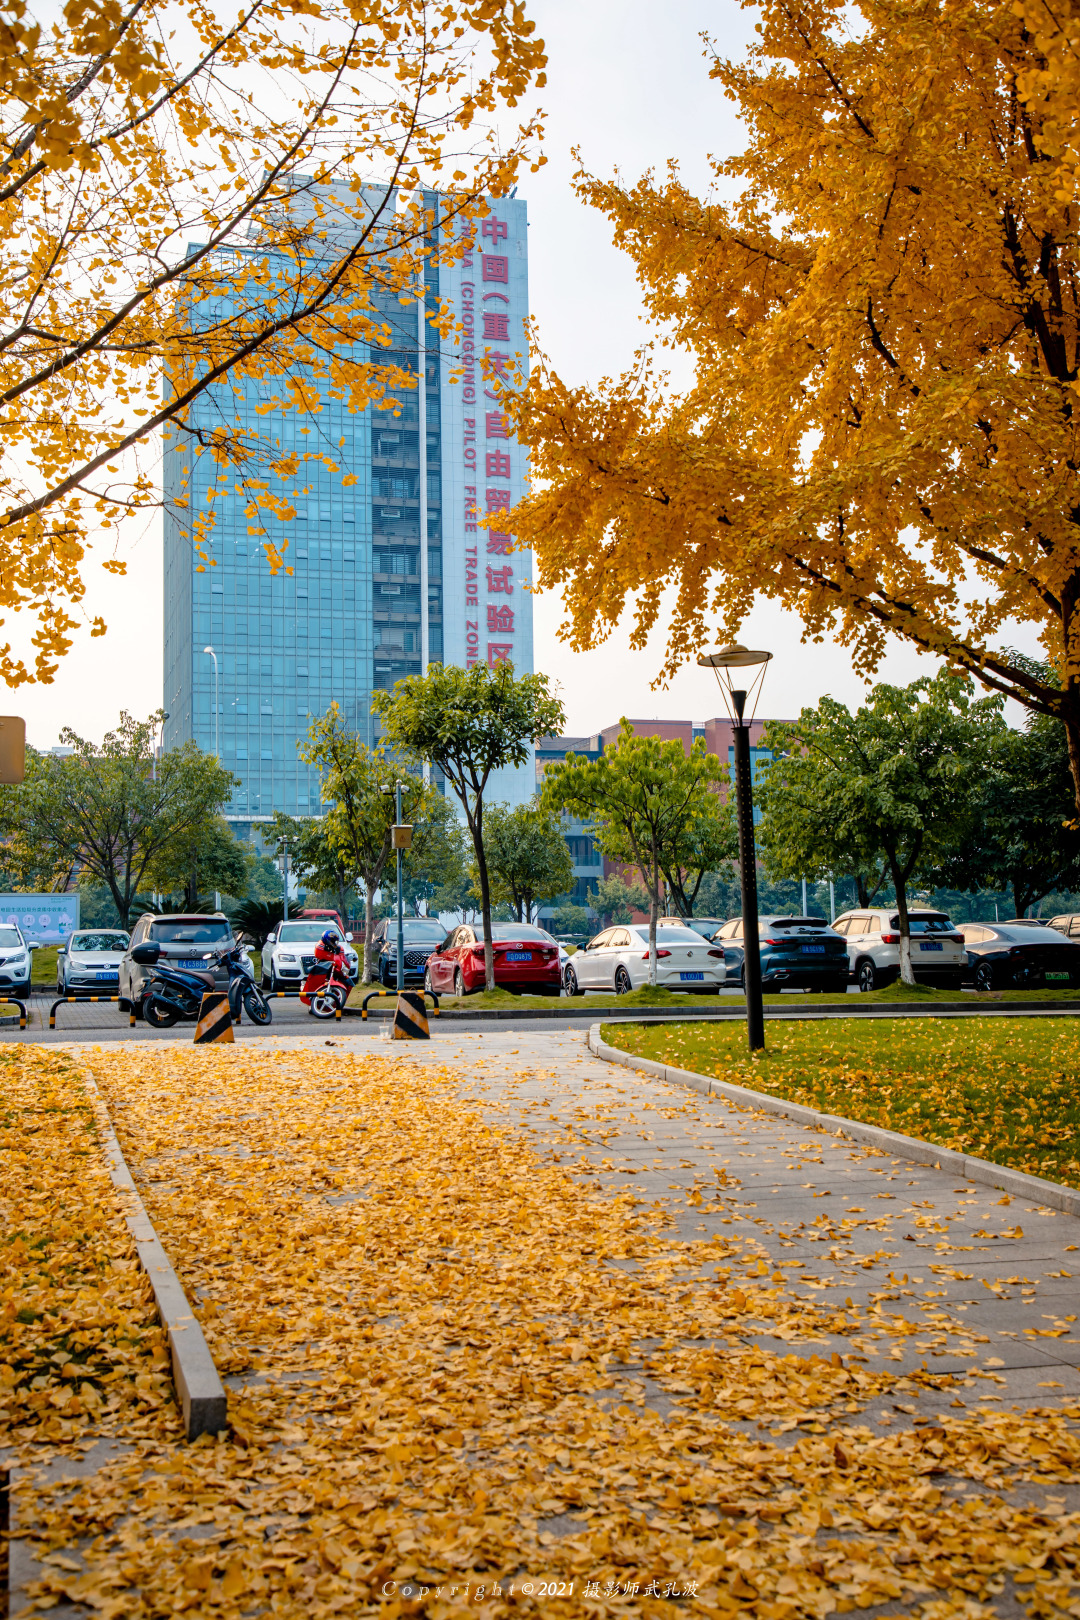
[
  {"x1": 300, "y1": 705, "x2": 426, "y2": 983},
  {"x1": 478, "y1": 800, "x2": 575, "y2": 923},
  {"x1": 756, "y1": 728, "x2": 890, "y2": 912},
  {"x1": 551, "y1": 902, "x2": 591, "y2": 936},
  {"x1": 593, "y1": 873, "x2": 650, "y2": 927},
  {"x1": 0, "y1": 713, "x2": 236, "y2": 927},
  {"x1": 372, "y1": 662, "x2": 565, "y2": 990},
  {"x1": 143, "y1": 814, "x2": 251, "y2": 911},
  {"x1": 756, "y1": 673, "x2": 1004, "y2": 984},
  {"x1": 402, "y1": 793, "x2": 470, "y2": 918},
  {"x1": 541, "y1": 724, "x2": 725, "y2": 983},
  {"x1": 266, "y1": 813, "x2": 361, "y2": 929},
  {"x1": 659, "y1": 790, "x2": 737, "y2": 919},
  {"x1": 939, "y1": 713, "x2": 1080, "y2": 920}
]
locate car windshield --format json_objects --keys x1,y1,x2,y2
[
  {"x1": 474, "y1": 925, "x2": 553, "y2": 942},
  {"x1": 0, "y1": 927, "x2": 22, "y2": 948},
  {"x1": 662, "y1": 918, "x2": 723, "y2": 937},
  {"x1": 395, "y1": 921, "x2": 445, "y2": 940},
  {"x1": 631, "y1": 925, "x2": 704, "y2": 944},
  {"x1": 893, "y1": 915, "x2": 952, "y2": 933},
  {"x1": 150, "y1": 919, "x2": 232, "y2": 943},
  {"x1": 70, "y1": 932, "x2": 128, "y2": 952},
  {"x1": 278, "y1": 923, "x2": 342, "y2": 943}
]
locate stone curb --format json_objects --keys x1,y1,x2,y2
[
  {"x1": 346, "y1": 996, "x2": 1080, "y2": 1023},
  {"x1": 82, "y1": 1073, "x2": 227, "y2": 1440},
  {"x1": 586, "y1": 1022, "x2": 1080, "y2": 1218}
]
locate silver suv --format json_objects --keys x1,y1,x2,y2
[
  {"x1": 832, "y1": 907, "x2": 965, "y2": 992},
  {"x1": 119, "y1": 913, "x2": 241, "y2": 1013}
]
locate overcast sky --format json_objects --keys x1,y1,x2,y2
[{"x1": 17, "y1": 0, "x2": 1038, "y2": 748}]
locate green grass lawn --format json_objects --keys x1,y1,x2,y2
[
  {"x1": 32, "y1": 946, "x2": 58, "y2": 986},
  {"x1": 603, "y1": 1017, "x2": 1080, "y2": 1189}
]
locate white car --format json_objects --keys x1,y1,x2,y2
[
  {"x1": 261, "y1": 920, "x2": 359, "y2": 992},
  {"x1": 832, "y1": 907, "x2": 965, "y2": 992},
  {"x1": 563, "y1": 923, "x2": 726, "y2": 996},
  {"x1": 57, "y1": 929, "x2": 130, "y2": 994},
  {"x1": 0, "y1": 923, "x2": 38, "y2": 999}
]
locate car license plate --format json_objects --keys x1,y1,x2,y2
[
  {"x1": 178, "y1": 958, "x2": 206, "y2": 970},
  {"x1": 680, "y1": 971, "x2": 704, "y2": 980},
  {"x1": 95, "y1": 971, "x2": 117, "y2": 979},
  {"x1": 1047, "y1": 971, "x2": 1070, "y2": 981},
  {"x1": 506, "y1": 951, "x2": 532, "y2": 962},
  {"x1": 801, "y1": 944, "x2": 825, "y2": 953},
  {"x1": 919, "y1": 942, "x2": 943, "y2": 951}
]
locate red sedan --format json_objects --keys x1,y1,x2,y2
[{"x1": 424, "y1": 923, "x2": 562, "y2": 997}]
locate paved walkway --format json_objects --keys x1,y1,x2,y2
[
  {"x1": 344, "y1": 1025, "x2": 1080, "y2": 1411},
  {"x1": 11, "y1": 1025, "x2": 1080, "y2": 1618}
]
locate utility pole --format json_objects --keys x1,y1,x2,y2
[{"x1": 395, "y1": 781, "x2": 404, "y2": 993}]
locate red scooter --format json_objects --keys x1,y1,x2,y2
[{"x1": 300, "y1": 943, "x2": 356, "y2": 1019}]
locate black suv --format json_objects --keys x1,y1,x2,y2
[
  {"x1": 119, "y1": 913, "x2": 246, "y2": 1013},
  {"x1": 369, "y1": 917, "x2": 447, "y2": 987}
]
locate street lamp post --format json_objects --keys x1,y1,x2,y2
[
  {"x1": 202, "y1": 646, "x2": 219, "y2": 759},
  {"x1": 381, "y1": 782, "x2": 410, "y2": 994},
  {"x1": 395, "y1": 780, "x2": 404, "y2": 993},
  {"x1": 697, "y1": 643, "x2": 773, "y2": 1054}
]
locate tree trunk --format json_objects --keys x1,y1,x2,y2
[
  {"x1": 470, "y1": 805, "x2": 495, "y2": 991},
  {"x1": 647, "y1": 852, "x2": 659, "y2": 987},
  {"x1": 1063, "y1": 700, "x2": 1080, "y2": 819},
  {"x1": 890, "y1": 864, "x2": 916, "y2": 986}
]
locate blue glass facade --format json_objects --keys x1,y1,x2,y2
[{"x1": 163, "y1": 186, "x2": 532, "y2": 836}]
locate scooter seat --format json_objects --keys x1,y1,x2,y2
[{"x1": 187, "y1": 969, "x2": 217, "y2": 989}]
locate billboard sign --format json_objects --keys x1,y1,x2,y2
[{"x1": 0, "y1": 893, "x2": 80, "y2": 945}]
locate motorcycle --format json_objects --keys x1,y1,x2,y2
[
  {"x1": 130, "y1": 940, "x2": 272, "y2": 1029},
  {"x1": 300, "y1": 944, "x2": 356, "y2": 1019}
]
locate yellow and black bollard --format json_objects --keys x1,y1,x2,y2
[
  {"x1": 194, "y1": 991, "x2": 235, "y2": 1044},
  {"x1": 392, "y1": 990, "x2": 430, "y2": 1040}
]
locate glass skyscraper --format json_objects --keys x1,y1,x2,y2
[{"x1": 163, "y1": 185, "x2": 534, "y2": 842}]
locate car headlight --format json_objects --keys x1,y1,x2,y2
[{"x1": 279, "y1": 952, "x2": 297, "y2": 963}]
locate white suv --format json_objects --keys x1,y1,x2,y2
[{"x1": 832, "y1": 908, "x2": 965, "y2": 992}]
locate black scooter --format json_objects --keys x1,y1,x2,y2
[{"x1": 130, "y1": 941, "x2": 272, "y2": 1029}]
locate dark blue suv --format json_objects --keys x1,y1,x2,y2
[
  {"x1": 713, "y1": 915, "x2": 849, "y2": 992},
  {"x1": 370, "y1": 917, "x2": 447, "y2": 987}
]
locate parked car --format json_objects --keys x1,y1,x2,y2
[
  {"x1": 56, "y1": 929, "x2": 130, "y2": 995},
  {"x1": 119, "y1": 913, "x2": 251, "y2": 1013},
  {"x1": 424, "y1": 923, "x2": 562, "y2": 997},
  {"x1": 658, "y1": 916, "x2": 726, "y2": 939},
  {"x1": 0, "y1": 922, "x2": 39, "y2": 999},
  {"x1": 715, "y1": 915, "x2": 848, "y2": 992},
  {"x1": 261, "y1": 919, "x2": 358, "y2": 992},
  {"x1": 1049, "y1": 914, "x2": 1080, "y2": 938},
  {"x1": 958, "y1": 921, "x2": 1080, "y2": 990},
  {"x1": 368, "y1": 917, "x2": 446, "y2": 987},
  {"x1": 563, "y1": 922, "x2": 726, "y2": 996},
  {"x1": 832, "y1": 907, "x2": 964, "y2": 991}
]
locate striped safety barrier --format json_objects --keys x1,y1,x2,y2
[
  {"x1": 50, "y1": 995, "x2": 136, "y2": 1030},
  {"x1": 0, "y1": 997, "x2": 29, "y2": 1031},
  {"x1": 194, "y1": 991, "x2": 234, "y2": 1044},
  {"x1": 392, "y1": 990, "x2": 430, "y2": 1040},
  {"x1": 359, "y1": 987, "x2": 440, "y2": 1021}
]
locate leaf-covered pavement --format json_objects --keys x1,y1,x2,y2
[{"x1": 4, "y1": 1030, "x2": 1080, "y2": 1618}]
